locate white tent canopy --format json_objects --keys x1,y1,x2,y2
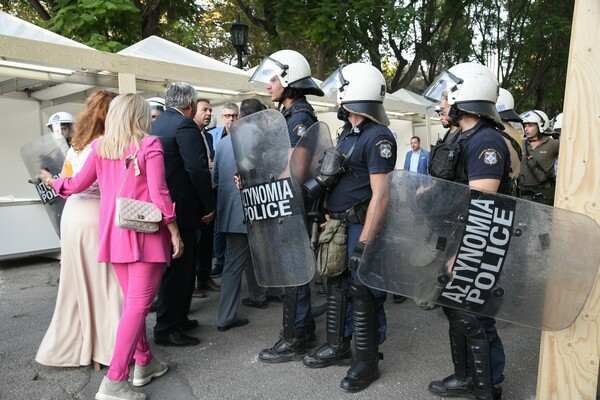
[
  {"x1": 0, "y1": 12, "x2": 257, "y2": 106},
  {"x1": 118, "y1": 36, "x2": 249, "y2": 77},
  {"x1": 0, "y1": 11, "x2": 91, "y2": 48},
  {"x1": 388, "y1": 88, "x2": 433, "y2": 116}
]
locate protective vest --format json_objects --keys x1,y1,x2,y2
[
  {"x1": 282, "y1": 98, "x2": 317, "y2": 122},
  {"x1": 429, "y1": 122, "x2": 514, "y2": 196}
]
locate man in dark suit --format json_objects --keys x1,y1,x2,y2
[
  {"x1": 192, "y1": 100, "x2": 221, "y2": 298},
  {"x1": 152, "y1": 82, "x2": 216, "y2": 346},
  {"x1": 403, "y1": 136, "x2": 430, "y2": 175}
]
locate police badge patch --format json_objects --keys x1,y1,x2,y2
[
  {"x1": 294, "y1": 124, "x2": 307, "y2": 137},
  {"x1": 379, "y1": 142, "x2": 392, "y2": 158},
  {"x1": 479, "y1": 148, "x2": 499, "y2": 165}
]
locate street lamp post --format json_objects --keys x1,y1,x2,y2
[{"x1": 230, "y1": 16, "x2": 249, "y2": 69}]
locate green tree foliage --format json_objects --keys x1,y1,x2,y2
[{"x1": 47, "y1": 0, "x2": 140, "y2": 51}]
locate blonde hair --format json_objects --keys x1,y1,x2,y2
[{"x1": 97, "y1": 93, "x2": 151, "y2": 159}]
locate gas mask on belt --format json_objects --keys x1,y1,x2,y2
[{"x1": 303, "y1": 147, "x2": 347, "y2": 200}]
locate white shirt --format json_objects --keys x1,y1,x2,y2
[{"x1": 409, "y1": 149, "x2": 421, "y2": 172}]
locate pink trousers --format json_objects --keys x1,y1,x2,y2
[{"x1": 107, "y1": 262, "x2": 163, "y2": 381}]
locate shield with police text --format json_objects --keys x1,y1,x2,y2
[
  {"x1": 230, "y1": 109, "x2": 315, "y2": 287},
  {"x1": 20, "y1": 133, "x2": 69, "y2": 237},
  {"x1": 357, "y1": 170, "x2": 600, "y2": 330}
]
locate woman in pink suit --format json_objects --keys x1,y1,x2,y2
[{"x1": 40, "y1": 93, "x2": 183, "y2": 400}]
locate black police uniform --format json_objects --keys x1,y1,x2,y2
[
  {"x1": 304, "y1": 118, "x2": 396, "y2": 392},
  {"x1": 282, "y1": 97, "x2": 317, "y2": 147},
  {"x1": 258, "y1": 96, "x2": 319, "y2": 363},
  {"x1": 429, "y1": 120, "x2": 509, "y2": 400}
]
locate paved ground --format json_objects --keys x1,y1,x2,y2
[{"x1": 0, "y1": 256, "x2": 541, "y2": 400}]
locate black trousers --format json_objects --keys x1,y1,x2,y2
[{"x1": 154, "y1": 228, "x2": 197, "y2": 335}]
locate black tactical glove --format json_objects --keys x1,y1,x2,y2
[{"x1": 348, "y1": 241, "x2": 366, "y2": 271}]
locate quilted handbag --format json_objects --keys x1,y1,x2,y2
[
  {"x1": 115, "y1": 197, "x2": 161, "y2": 233},
  {"x1": 114, "y1": 150, "x2": 162, "y2": 233}
]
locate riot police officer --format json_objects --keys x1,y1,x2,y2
[
  {"x1": 46, "y1": 111, "x2": 75, "y2": 146},
  {"x1": 519, "y1": 109, "x2": 559, "y2": 205},
  {"x1": 496, "y1": 88, "x2": 523, "y2": 196},
  {"x1": 423, "y1": 62, "x2": 511, "y2": 400},
  {"x1": 249, "y1": 49, "x2": 325, "y2": 363},
  {"x1": 302, "y1": 63, "x2": 397, "y2": 393}
]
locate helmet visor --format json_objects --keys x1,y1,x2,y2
[
  {"x1": 426, "y1": 104, "x2": 443, "y2": 119},
  {"x1": 320, "y1": 65, "x2": 348, "y2": 99},
  {"x1": 250, "y1": 57, "x2": 288, "y2": 85},
  {"x1": 423, "y1": 70, "x2": 463, "y2": 102}
]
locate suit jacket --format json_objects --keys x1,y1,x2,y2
[
  {"x1": 212, "y1": 135, "x2": 245, "y2": 234},
  {"x1": 54, "y1": 137, "x2": 176, "y2": 264},
  {"x1": 209, "y1": 126, "x2": 227, "y2": 155},
  {"x1": 152, "y1": 107, "x2": 215, "y2": 229},
  {"x1": 403, "y1": 148, "x2": 430, "y2": 175}
]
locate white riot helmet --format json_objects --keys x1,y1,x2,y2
[
  {"x1": 424, "y1": 62, "x2": 502, "y2": 128},
  {"x1": 46, "y1": 111, "x2": 75, "y2": 128},
  {"x1": 250, "y1": 49, "x2": 324, "y2": 97},
  {"x1": 146, "y1": 97, "x2": 165, "y2": 111},
  {"x1": 551, "y1": 112, "x2": 563, "y2": 135},
  {"x1": 520, "y1": 110, "x2": 551, "y2": 134},
  {"x1": 320, "y1": 63, "x2": 389, "y2": 125},
  {"x1": 46, "y1": 111, "x2": 75, "y2": 141},
  {"x1": 496, "y1": 88, "x2": 522, "y2": 122}
]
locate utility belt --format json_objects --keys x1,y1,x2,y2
[{"x1": 328, "y1": 199, "x2": 370, "y2": 224}]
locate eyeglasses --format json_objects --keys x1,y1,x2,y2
[{"x1": 223, "y1": 113, "x2": 239, "y2": 119}]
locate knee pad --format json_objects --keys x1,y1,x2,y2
[
  {"x1": 449, "y1": 310, "x2": 487, "y2": 340},
  {"x1": 348, "y1": 279, "x2": 374, "y2": 302}
]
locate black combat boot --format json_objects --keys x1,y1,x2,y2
[
  {"x1": 259, "y1": 287, "x2": 308, "y2": 363},
  {"x1": 304, "y1": 277, "x2": 351, "y2": 368},
  {"x1": 339, "y1": 279, "x2": 381, "y2": 393},
  {"x1": 429, "y1": 317, "x2": 473, "y2": 397},
  {"x1": 258, "y1": 330, "x2": 308, "y2": 363}
]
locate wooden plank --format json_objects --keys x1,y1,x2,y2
[
  {"x1": 537, "y1": 0, "x2": 600, "y2": 398},
  {"x1": 118, "y1": 73, "x2": 136, "y2": 94}
]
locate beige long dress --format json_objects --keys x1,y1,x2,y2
[{"x1": 35, "y1": 145, "x2": 123, "y2": 367}]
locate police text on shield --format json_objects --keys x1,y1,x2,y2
[
  {"x1": 438, "y1": 194, "x2": 516, "y2": 311},
  {"x1": 241, "y1": 178, "x2": 299, "y2": 221},
  {"x1": 36, "y1": 175, "x2": 61, "y2": 204}
]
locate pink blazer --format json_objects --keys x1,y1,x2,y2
[{"x1": 54, "y1": 136, "x2": 176, "y2": 264}]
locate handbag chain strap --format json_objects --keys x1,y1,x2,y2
[{"x1": 116, "y1": 148, "x2": 139, "y2": 198}]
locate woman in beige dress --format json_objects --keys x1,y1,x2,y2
[{"x1": 36, "y1": 90, "x2": 122, "y2": 369}]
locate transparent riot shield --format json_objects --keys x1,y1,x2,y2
[
  {"x1": 357, "y1": 170, "x2": 600, "y2": 331},
  {"x1": 289, "y1": 122, "x2": 334, "y2": 190},
  {"x1": 289, "y1": 122, "x2": 333, "y2": 249},
  {"x1": 20, "y1": 133, "x2": 68, "y2": 237},
  {"x1": 230, "y1": 109, "x2": 314, "y2": 287}
]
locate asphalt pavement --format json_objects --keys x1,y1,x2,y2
[{"x1": 0, "y1": 256, "x2": 540, "y2": 400}]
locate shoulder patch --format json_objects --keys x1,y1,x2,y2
[
  {"x1": 378, "y1": 140, "x2": 393, "y2": 158},
  {"x1": 294, "y1": 124, "x2": 308, "y2": 137},
  {"x1": 479, "y1": 148, "x2": 501, "y2": 165}
]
